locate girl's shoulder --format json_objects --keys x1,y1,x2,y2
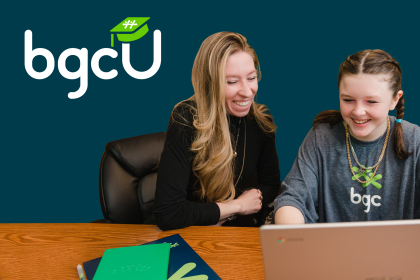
[
  {"x1": 311, "y1": 120, "x2": 346, "y2": 139},
  {"x1": 298, "y1": 121, "x2": 347, "y2": 154},
  {"x1": 398, "y1": 117, "x2": 420, "y2": 136},
  {"x1": 397, "y1": 117, "x2": 420, "y2": 151}
]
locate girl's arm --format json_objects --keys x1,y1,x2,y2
[
  {"x1": 414, "y1": 125, "x2": 420, "y2": 219},
  {"x1": 273, "y1": 128, "x2": 321, "y2": 224},
  {"x1": 275, "y1": 206, "x2": 305, "y2": 224}
]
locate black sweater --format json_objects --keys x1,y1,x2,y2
[{"x1": 154, "y1": 102, "x2": 281, "y2": 230}]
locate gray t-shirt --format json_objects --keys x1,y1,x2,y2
[{"x1": 274, "y1": 116, "x2": 420, "y2": 223}]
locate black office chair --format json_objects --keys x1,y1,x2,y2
[
  {"x1": 96, "y1": 132, "x2": 166, "y2": 224},
  {"x1": 95, "y1": 132, "x2": 275, "y2": 226}
]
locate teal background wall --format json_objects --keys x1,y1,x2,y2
[{"x1": 1, "y1": 0, "x2": 419, "y2": 222}]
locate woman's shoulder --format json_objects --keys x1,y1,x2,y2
[
  {"x1": 164, "y1": 100, "x2": 197, "y2": 144},
  {"x1": 172, "y1": 99, "x2": 196, "y2": 114},
  {"x1": 249, "y1": 103, "x2": 277, "y2": 136},
  {"x1": 170, "y1": 99, "x2": 197, "y2": 126}
]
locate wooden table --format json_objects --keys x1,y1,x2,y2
[{"x1": 0, "y1": 224, "x2": 265, "y2": 280}]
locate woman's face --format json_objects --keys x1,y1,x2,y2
[
  {"x1": 339, "y1": 74, "x2": 402, "y2": 141},
  {"x1": 224, "y1": 51, "x2": 258, "y2": 117}
]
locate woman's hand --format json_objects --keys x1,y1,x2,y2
[
  {"x1": 216, "y1": 188, "x2": 263, "y2": 220},
  {"x1": 235, "y1": 188, "x2": 262, "y2": 215},
  {"x1": 211, "y1": 218, "x2": 228, "y2": 226}
]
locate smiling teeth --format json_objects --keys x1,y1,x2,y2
[
  {"x1": 353, "y1": 119, "x2": 370, "y2": 124},
  {"x1": 234, "y1": 101, "x2": 250, "y2": 107}
]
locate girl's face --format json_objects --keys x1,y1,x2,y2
[
  {"x1": 224, "y1": 51, "x2": 258, "y2": 117},
  {"x1": 339, "y1": 74, "x2": 402, "y2": 141}
]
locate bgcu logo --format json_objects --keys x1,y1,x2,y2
[{"x1": 24, "y1": 17, "x2": 161, "y2": 99}]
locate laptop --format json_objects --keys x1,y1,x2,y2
[{"x1": 260, "y1": 220, "x2": 420, "y2": 280}]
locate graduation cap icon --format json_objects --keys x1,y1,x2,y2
[{"x1": 110, "y1": 17, "x2": 150, "y2": 47}]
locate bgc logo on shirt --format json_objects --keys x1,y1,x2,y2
[
  {"x1": 24, "y1": 17, "x2": 161, "y2": 99},
  {"x1": 350, "y1": 187, "x2": 381, "y2": 213},
  {"x1": 350, "y1": 167, "x2": 383, "y2": 213}
]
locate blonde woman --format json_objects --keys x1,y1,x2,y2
[{"x1": 153, "y1": 32, "x2": 280, "y2": 230}]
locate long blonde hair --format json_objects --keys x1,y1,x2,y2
[{"x1": 174, "y1": 32, "x2": 276, "y2": 203}]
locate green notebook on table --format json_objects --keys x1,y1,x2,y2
[{"x1": 92, "y1": 243, "x2": 171, "y2": 280}]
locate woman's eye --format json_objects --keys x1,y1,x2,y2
[
  {"x1": 367, "y1": 101, "x2": 377, "y2": 104},
  {"x1": 227, "y1": 81, "x2": 237, "y2": 85},
  {"x1": 248, "y1": 76, "x2": 257, "y2": 81},
  {"x1": 343, "y1": 99, "x2": 353, "y2": 102}
]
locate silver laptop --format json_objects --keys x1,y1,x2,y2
[{"x1": 260, "y1": 220, "x2": 420, "y2": 280}]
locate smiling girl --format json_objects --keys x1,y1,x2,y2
[
  {"x1": 153, "y1": 32, "x2": 280, "y2": 230},
  {"x1": 274, "y1": 49, "x2": 420, "y2": 223}
]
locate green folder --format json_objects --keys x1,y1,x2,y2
[{"x1": 92, "y1": 243, "x2": 171, "y2": 280}]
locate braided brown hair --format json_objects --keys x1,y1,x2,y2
[{"x1": 313, "y1": 49, "x2": 412, "y2": 159}]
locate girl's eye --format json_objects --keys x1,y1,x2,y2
[
  {"x1": 227, "y1": 81, "x2": 238, "y2": 85},
  {"x1": 367, "y1": 101, "x2": 377, "y2": 104},
  {"x1": 248, "y1": 76, "x2": 257, "y2": 81},
  {"x1": 343, "y1": 99, "x2": 353, "y2": 102}
]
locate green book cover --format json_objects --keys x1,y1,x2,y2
[{"x1": 92, "y1": 243, "x2": 171, "y2": 280}]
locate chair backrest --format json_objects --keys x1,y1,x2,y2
[{"x1": 99, "y1": 132, "x2": 166, "y2": 224}]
